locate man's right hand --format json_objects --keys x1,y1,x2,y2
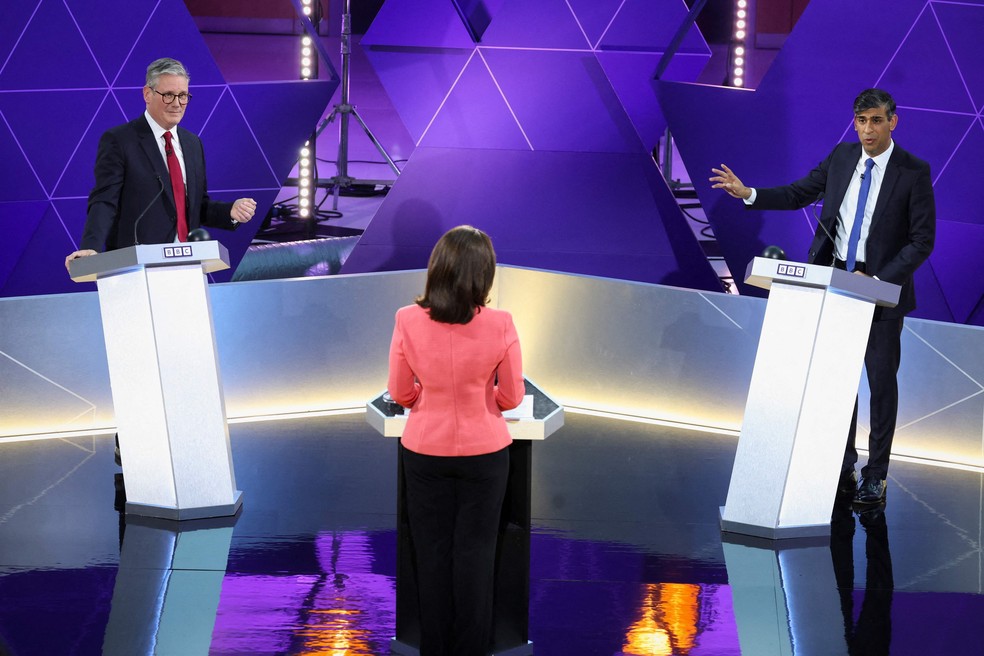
[
  {"x1": 65, "y1": 249, "x2": 98, "y2": 273},
  {"x1": 710, "y1": 164, "x2": 752, "y2": 200}
]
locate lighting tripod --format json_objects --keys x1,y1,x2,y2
[{"x1": 318, "y1": 0, "x2": 402, "y2": 210}]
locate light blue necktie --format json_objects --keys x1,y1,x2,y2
[{"x1": 846, "y1": 158, "x2": 875, "y2": 271}]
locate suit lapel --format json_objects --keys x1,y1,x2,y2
[
  {"x1": 178, "y1": 127, "x2": 198, "y2": 218},
  {"x1": 136, "y1": 116, "x2": 176, "y2": 213},
  {"x1": 823, "y1": 145, "x2": 856, "y2": 232},
  {"x1": 870, "y1": 148, "x2": 902, "y2": 233}
]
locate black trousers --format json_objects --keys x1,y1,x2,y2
[
  {"x1": 401, "y1": 445, "x2": 510, "y2": 656},
  {"x1": 832, "y1": 259, "x2": 904, "y2": 480},
  {"x1": 843, "y1": 313, "x2": 904, "y2": 480}
]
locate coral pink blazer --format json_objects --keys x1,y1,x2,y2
[{"x1": 387, "y1": 304, "x2": 524, "y2": 457}]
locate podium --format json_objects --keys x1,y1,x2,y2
[
  {"x1": 70, "y1": 243, "x2": 242, "y2": 520},
  {"x1": 367, "y1": 380, "x2": 563, "y2": 656},
  {"x1": 720, "y1": 258, "x2": 900, "y2": 539}
]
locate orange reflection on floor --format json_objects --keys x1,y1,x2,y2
[{"x1": 622, "y1": 583, "x2": 700, "y2": 655}]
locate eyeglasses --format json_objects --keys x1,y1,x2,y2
[{"x1": 151, "y1": 88, "x2": 192, "y2": 105}]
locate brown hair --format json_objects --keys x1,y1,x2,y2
[{"x1": 416, "y1": 225, "x2": 496, "y2": 324}]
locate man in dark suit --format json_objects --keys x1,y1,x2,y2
[
  {"x1": 710, "y1": 88, "x2": 936, "y2": 505},
  {"x1": 64, "y1": 58, "x2": 257, "y2": 466},
  {"x1": 65, "y1": 57, "x2": 256, "y2": 266}
]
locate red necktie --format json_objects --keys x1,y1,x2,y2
[{"x1": 163, "y1": 131, "x2": 188, "y2": 242}]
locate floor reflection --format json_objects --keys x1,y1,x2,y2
[
  {"x1": 0, "y1": 414, "x2": 983, "y2": 655},
  {"x1": 105, "y1": 514, "x2": 238, "y2": 655}
]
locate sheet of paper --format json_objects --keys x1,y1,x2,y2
[{"x1": 502, "y1": 394, "x2": 534, "y2": 420}]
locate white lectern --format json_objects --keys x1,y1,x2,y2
[
  {"x1": 70, "y1": 242, "x2": 242, "y2": 520},
  {"x1": 720, "y1": 257, "x2": 900, "y2": 539}
]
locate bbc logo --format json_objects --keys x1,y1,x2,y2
[
  {"x1": 776, "y1": 263, "x2": 806, "y2": 278},
  {"x1": 163, "y1": 245, "x2": 194, "y2": 259}
]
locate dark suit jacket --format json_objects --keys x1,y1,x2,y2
[
  {"x1": 752, "y1": 141, "x2": 935, "y2": 319},
  {"x1": 81, "y1": 115, "x2": 235, "y2": 251}
]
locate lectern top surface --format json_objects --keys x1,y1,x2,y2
[
  {"x1": 69, "y1": 242, "x2": 230, "y2": 282},
  {"x1": 370, "y1": 379, "x2": 560, "y2": 420},
  {"x1": 744, "y1": 257, "x2": 900, "y2": 307}
]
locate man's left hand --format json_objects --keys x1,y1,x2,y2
[{"x1": 231, "y1": 198, "x2": 257, "y2": 223}]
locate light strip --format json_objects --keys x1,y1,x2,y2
[
  {"x1": 4, "y1": 406, "x2": 983, "y2": 476},
  {"x1": 731, "y1": 0, "x2": 748, "y2": 87},
  {"x1": 563, "y1": 406, "x2": 740, "y2": 437},
  {"x1": 227, "y1": 407, "x2": 365, "y2": 424}
]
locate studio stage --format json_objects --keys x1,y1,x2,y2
[{"x1": 1, "y1": 266, "x2": 983, "y2": 655}]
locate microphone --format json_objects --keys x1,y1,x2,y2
[
  {"x1": 762, "y1": 245, "x2": 786, "y2": 260},
  {"x1": 187, "y1": 228, "x2": 211, "y2": 242},
  {"x1": 812, "y1": 192, "x2": 838, "y2": 246},
  {"x1": 860, "y1": 173, "x2": 866, "y2": 180},
  {"x1": 133, "y1": 176, "x2": 165, "y2": 246}
]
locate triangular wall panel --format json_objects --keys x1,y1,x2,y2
[
  {"x1": 0, "y1": 0, "x2": 336, "y2": 297},
  {"x1": 0, "y1": 90, "x2": 105, "y2": 196},
  {"x1": 0, "y1": 0, "x2": 104, "y2": 90},
  {"x1": 482, "y1": 0, "x2": 591, "y2": 49},
  {"x1": 567, "y1": 0, "x2": 626, "y2": 47},
  {"x1": 0, "y1": 201, "x2": 48, "y2": 290},
  {"x1": 934, "y1": 3, "x2": 984, "y2": 112},
  {"x1": 879, "y1": 10, "x2": 976, "y2": 114},
  {"x1": 362, "y1": 0, "x2": 475, "y2": 48},
  {"x1": 69, "y1": 0, "x2": 156, "y2": 86},
  {"x1": 362, "y1": 48, "x2": 473, "y2": 143},
  {"x1": 419, "y1": 55, "x2": 531, "y2": 149}
]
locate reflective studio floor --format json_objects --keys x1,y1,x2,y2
[{"x1": 1, "y1": 413, "x2": 983, "y2": 655}]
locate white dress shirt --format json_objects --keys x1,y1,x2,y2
[
  {"x1": 144, "y1": 110, "x2": 187, "y2": 184},
  {"x1": 745, "y1": 140, "x2": 895, "y2": 264}
]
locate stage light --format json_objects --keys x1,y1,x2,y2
[
  {"x1": 296, "y1": 4, "x2": 322, "y2": 223},
  {"x1": 729, "y1": 0, "x2": 748, "y2": 88}
]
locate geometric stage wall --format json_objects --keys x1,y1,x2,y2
[
  {"x1": 342, "y1": 0, "x2": 724, "y2": 291},
  {"x1": 0, "y1": 0, "x2": 335, "y2": 297},
  {"x1": 660, "y1": 0, "x2": 984, "y2": 325}
]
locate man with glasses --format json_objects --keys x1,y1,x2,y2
[
  {"x1": 65, "y1": 57, "x2": 256, "y2": 265},
  {"x1": 65, "y1": 58, "x2": 257, "y2": 467}
]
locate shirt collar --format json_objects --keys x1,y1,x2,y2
[
  {"x1": 864, "y1": 139, "x2": 894, "y2": 172},
  {"x1": 144, "y1": 110, "x2": 177, "y2": 143}
]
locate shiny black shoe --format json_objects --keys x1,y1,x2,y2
[
  {"x1": 854, "y1": 477, "x2": 886, "y2": 504},
  {"x1": 837, "y1": 469, "x2": 858, "y2": 495},
  {"x1": 856, "y1": 503, "x2": 886, "y2": 528}
]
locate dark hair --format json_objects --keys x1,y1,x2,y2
[
  {"x1": 853, "y1": 88, "x2": 895, "y2": 119},
  {"x1": 416, "y1": 225, "x2": 496, "y2": 325}
]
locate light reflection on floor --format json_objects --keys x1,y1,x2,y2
[{"x1": 1, "y1": 413, "x2": 983, "y2": 655}]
